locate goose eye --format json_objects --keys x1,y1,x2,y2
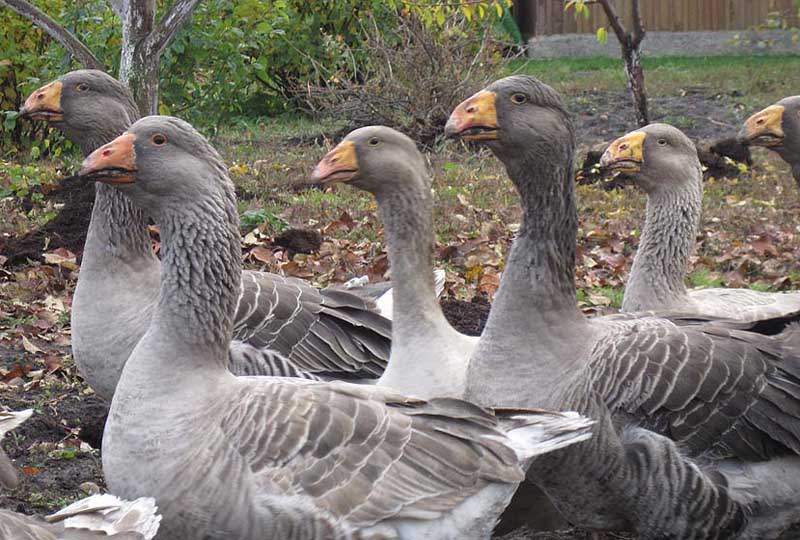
[
  {"x1": 657, "y1": 138, "x2": 668, "y2": 146},
  {"x1": 510, "y1": 93, "x2": 528, "y2": 105},
  {"x1": 368, "y1": 137, "x2": 380, "y2": 146},
  {"x1": 76, "y1": 83, "x2": 89, "y2": 92},
  {"x1": 151, "y1": 133, "x2": 168, "y2": 146}
]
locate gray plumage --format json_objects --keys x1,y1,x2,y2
[
  {"x1": 0, "y1": 408, "x2": 33, "y2": 490},
  {"x1": 601, "y1": 123, "x2": 800, "y2": 322},
  {"x1": 90, "y1": 116, "x2": 593, "y2": 540},
  {"x1": 311, "y1": 127, "x2": 478, "y2": 398},
  {"x1": 448, "y1": 75, "x2": 800, "y2": 539},
  {"x1": 21, "y1": 70, "x2": 390, "y2": 401}
]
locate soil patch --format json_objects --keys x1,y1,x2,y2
[
  {"x1": 441, "y1": 295, "x2": 491, "y2": 336},
  {"x1": 4, "y1": 177, "x2": 93, "y2": 266}
]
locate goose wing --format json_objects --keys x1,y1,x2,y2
[
  {"x1": 592, "y1": 316, "x2": 800, "y2": 461},
  {"x1": 233, "y1": 271, "x2": 390, "y2": 380},
  {"x1": 221, "y1": 378, "x2": 579, "y2": 529},
  {"x1": 688, "y1": 288, "x2": 800, "y2": 324}
]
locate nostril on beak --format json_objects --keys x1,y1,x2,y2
[
  {"x1": 102, "y1": 148, "x2": 113, "y2": 157},
  {"x1": 619, "y1": 143, "x2": 628, "y2": 151},
  {"x1": 466, "y1": 106, "x2": 476, "y2": 114},
  {"x1": 36, "y1": 93, "x2": 44, "y2": 100},
  {"x1": 757, "y1": 118, "x2": 765, "y2": 124}
]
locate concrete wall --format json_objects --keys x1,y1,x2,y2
[{"x1": 526, "y1": 30, "x2": 800, "y2": 59}]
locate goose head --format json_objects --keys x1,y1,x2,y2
[
  {"x1": 445, "y1": 75, "x2": 573, "y2": 164},
  {"x1": 20, "y1": 70, "x2": 137, "y2": 152},
  {"x1": 310, "y1": 125, "x2": 428, "y2": 196},
  {"x1": 601, "y1": 123, "x2": 701, "y2": 195},
  {"x1": 77, "y1": 116, "x2": 230, "y2": 217}
]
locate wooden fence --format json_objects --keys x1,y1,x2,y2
[{"x1": 525, "y1": 0, "x2": 799, "y2": 35}]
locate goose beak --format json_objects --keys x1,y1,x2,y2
[
  {"x1": 601, "y1": 131, "x2": 646, "y2": 173},
  {"x1": 20, "y1": 81, "x2": 64, "y2": 121},
  {"x1": 739, "y1": 104, "x2": 785, "y2": 147},
  {"x1": 79, "y1": 132, "x2": 137, "y2": 184},
  {"x1": 445, "y1": 90, "x2": 499, "y2": 140},
  {"x1": 311, "y1": 140, "x2": 359, "y2": 183}
]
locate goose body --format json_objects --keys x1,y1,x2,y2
[
  {"x1": 601, "y1": 123, "x2": 800, "y2": 323},
  {"x1": 311, "y1": 128, "x2": 478, "y2": 398},
  {"x1": 20, "y1": 70, "x2": 390, "y2": 401},
  {"x1": 85, "y1": 116, "x2": 593, "y2": 539},
  {"x1": 447, "y1": 76, "x2": 800, "y2": 539}
]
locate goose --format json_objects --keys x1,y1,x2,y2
[
  {"x1": 1, "y1": 409, "x2": 161, "y2": 539},
  {"x1": 599, "y1": 123, "x2": 800, "y2": 322},
  {"x1": 739, "y1": 96, "x2": 800, "y2": 187},
  {"x1": 446, "y1": 75, "x2": 800, "y2": 539},
  {"x1": 310, "y1": 126, "x2": 478, "y2": 398},
  {"x1": 20, "y1": 70, "x2": 391, "y2": 400},
  {"x1": 78, "y1": 115, "x2": 593, "y2": 539}
]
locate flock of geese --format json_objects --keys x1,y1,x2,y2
[{"x1": 2, "y1": 68, "x2": 800, "y2": 539}]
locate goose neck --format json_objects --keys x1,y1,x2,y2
[
  {"x1": 623, "y1": 180, "x2": 701, "y2": 313},
  {"x1": 374, "y1": 179, "x2": 447, "y2": 338},
  {"x1": 150, "y1": 181, "x2": 241, "y2": 363}
]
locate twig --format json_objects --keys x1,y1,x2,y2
[{"x1": 0, "y1": 0, "x2": 103, "y2": 70}]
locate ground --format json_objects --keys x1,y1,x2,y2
[{"x1": 2, "y1": 55, "x2": 800, "y2": 538}]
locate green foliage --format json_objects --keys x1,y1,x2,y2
[
  {"x1": 0, "y1": 161, "x2": 49, "y2": 200},
  {"x1": 2, "y1": 1, "x2": 511, "y2": 146},
  {"x1": 240, "y1": 208, "x2": 288, "y2": 233}
]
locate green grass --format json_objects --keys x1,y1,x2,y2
[
  {"x1": 507, "y1": 55, "x2": 800, "y2": 106},
  {"x1": 688, "y1": 268, "x2": 725, "y2": 289}
]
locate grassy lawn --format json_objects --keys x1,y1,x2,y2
[{"x1": 508, "y1": 55, "x2": 800, "y2": 108}]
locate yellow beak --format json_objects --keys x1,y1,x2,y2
[
  {"x1": 740, "y1": 104, "x2": 785, "y2": 147},
  {"x1": 600, "y1": 131, "x2": 647, "y2": 172},
  {"x1": 20, "y1": 81, "x2": 64, "y2": 121},
  {"x1": 310, "y1": 140, "x2": 359, "y2": 183},
  {"x1": 445, "y1": 90, "x2": 499, "y2": 141}
]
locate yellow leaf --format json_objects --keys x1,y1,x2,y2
[{"x1": 596, "y1": 26, "x2": 608, "y2": 44}]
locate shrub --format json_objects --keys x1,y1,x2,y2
[{"x1": 293, "y1": 10, "x2": 509, "y2": 145}]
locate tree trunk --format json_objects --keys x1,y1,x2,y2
[
  {"x1": 622, "y1": 41, "x2": 649, "y2": 126},
  {"x1": 118, "y1": 0, "x2": 157, "y2": 114}
]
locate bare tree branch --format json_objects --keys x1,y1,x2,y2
[
  {"x1": 595, "y1": 0, "x2": 627, "y2": 44},
  {"x1": 630, "y1": 0, "x2": 645, "y2": 46},
  {"x1": 1, "y1": 0, "x2": 103, "y2": 70},
  {"x1": 143, "y1": 0, "x2": 201, "y2": 57}
]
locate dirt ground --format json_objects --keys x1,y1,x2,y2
[{"x1": 2, "y1": 86, "x2": 800, "y2": 538}]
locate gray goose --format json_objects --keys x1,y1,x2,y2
[
  {"x1": 80, "y1": 116, "x2": 593, "y2": 539},
  {"x1": 0, "y1": 409, "x2": 161, "y2": 539},
  {"x1": 600, "y1": 123, "x2": 800, "y2": 322},
  {"x1": 446, "y1": 75, "x2": 800, "y2": 539},
  {"x1": 739, "y1": 96, "x2": 800, "y2": 187},
  {"x1": 309, "y1": 126, "x2": 478, "y2": 398},
  {"x1": 20, "y1": 70, "x2": 391, "y2": 401}
]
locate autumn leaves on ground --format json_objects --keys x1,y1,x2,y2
[{"x1": 1, "y1": 56, "x2": 799, "y2": 538}]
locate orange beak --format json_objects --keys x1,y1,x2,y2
[
  {"x1": 600, "y1": 131, "x2": 647, "y2": 172},
  {"x1": 310, "y1": 140, "x2": 359, "y2": 183},
  {"x1": 739, "y1": 104, "x2": 785, "y2": 147},
  {"x1": 20, "y1": 81, "x2": 64, "y2": 121},
  {"x1": 79, "y1": 132, "x2": 137, "y2": 184},
  {"x1": 445, "y1": 90, "x2": 499, "y2": 141}
]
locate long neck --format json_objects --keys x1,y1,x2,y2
[
  {"x1": 467, "y1": 138, "x2": 588, "y2": 406},
  {"x1": 490, "y1": 143, "x2": 584, "y2": 330},
  {"x1": 374, "y1": 177, "x2": 449, "y2": 343},
  {"x1": 76, "y1": 120, "x2": 155, "y2": 271},
  {"x1": 623, "y1": 181, "x2": 701, "y2": 313},
  {"x1": 151, "y1": 186, "x2": 242, "y2": 363}
]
